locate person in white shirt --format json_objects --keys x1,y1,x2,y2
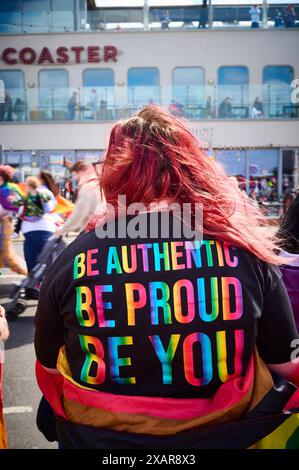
[
  {"x1": 8, "y1": 176, "x2": 57, "y2": 299},
  {"x1": 249, "y1": 5, "x2": 261, "y2": 28}
]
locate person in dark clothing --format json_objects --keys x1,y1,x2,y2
[
  {"x1": 198, "y1": 0, "x2": 208, "y2": 29},
  {"x1": 4, "y1": 92, "x2": 13, "y2": 122},
  {"x1": 35, "y1": 105, "x2": 299, "y2": 449},
  {"x1": 160, "y1": 10, "x2": 170, "y2": 29},
  {"x1": 274, "y1": 9, "x2": 284, "y2": 28},
  {"x1": 284, "y1": 4, "x2": 296, "y2": 27},
  {"x1": 14, "y1": 97, "x2": 25, "y2": 121},
  {"x1": 219, "y1": 97, "x2": 233, "y2": 118},
  {"x1": 67, "y1": 92, "x2": 77, "y2": 120},
  {"x1": 253, "y1": 97, "x2": 264, "y2": 114},
  {"x1": 277, "y1": 192, "x2": 299, "y2": 331}
]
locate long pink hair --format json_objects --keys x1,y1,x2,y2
[{"x1": 94, "y1": 105, "x2": 282, "y2": 265}]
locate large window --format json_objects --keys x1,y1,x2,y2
[
  {"x1": 0, "y1": 0, "x2": 22, "y2": 33},
  {"x1": 0, "y1": 0, "x2": 75, "y2": 34},
  {"x1": 216, "y1": 148, "x2": 279, "y2": 202},
  {"x1": 38, "y1": 69, "x2": 69, "y2": 121},
  {"x1": 247, "y1": 149, "x2": 279, "y2": 202},
  {"x1": 172, "y1": 67, "x2": 205, "y2": 117},
  {"x1": 23, "y1": 0, "x2": 50, "y2": 33},
  {"x1": 83, "y1": 68, "x2": 115, "y2": 120},
  {"x1": 282, "y1": 150, "x2": 298, "y2": 195},
  {"x1": 51, "y1": 0, "x2": 75, "y2": 32},
  {"x1": 215, "y1": 150, "x2": 246, "y2": 178},
  {"x1": 0, "y1": 70, "x2": 25, "y2": 122},
  {"x1": 263, "y1": 66, "x2": 294, "y2": 118},
  {"x1": 128, "y1": 67, "x2": 160, "y2": 106},
  {"x1": 217, "y1": 66, "x2": 249, "y2": 118}
]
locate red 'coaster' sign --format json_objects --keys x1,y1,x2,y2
[{"x1": 1, "y1": 45, "x2": 118, "y2": 65}]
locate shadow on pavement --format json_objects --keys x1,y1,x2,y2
[
  {"x1": 3, "y1": 306, "x2": 37, "y2": 350},
  {"x1": 0, "y1": 283, "x2": 17, "y2": 299},
  {"x1": 0, "y1": 278, "x2": 26, "y2": 300}
]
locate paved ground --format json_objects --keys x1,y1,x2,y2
[{"x1": 0, "y1": 237, "x2": 75, "y2": 449}]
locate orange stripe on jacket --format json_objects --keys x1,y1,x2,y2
[{"x1": 36, "y1": 348, "x2": 273, "y2": 436}]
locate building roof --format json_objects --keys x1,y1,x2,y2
[{"x1": 91, "y1": 0, "x2": 299, "y2": 7}]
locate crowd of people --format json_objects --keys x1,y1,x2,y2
[
  {"x1": 0, "y1": 105, "x2": 299, "y2": 449},
  {"x1": 159, "y1": 4, "x2": 297, "y2": 30},
  {"x1": 167, "y1": 95, "x2": 267, "y2": 120},
  {"x1": 0, "y1": 92, "x2": 26, "y2": 123},
  {"x1": 3, "y1": 91, "x2": 285, "y2": 123}
]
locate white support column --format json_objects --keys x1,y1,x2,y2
[
  {"x1": 262, "y1": 0, "x2": 268, "y2": 29},
  {"x1": 143, "y1": 0, "x2": 150, "y2": 31},
  {"x1": 74, "y1": 0, "x2": 81, "y2": 31},
  {"x1": 208, "y1": 0, "x2": 213, "y2": 28}
]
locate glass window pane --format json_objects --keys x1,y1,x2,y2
[
  {"x1": 51, "y1": 0, "x2": 75, "y2": 32},
  {"x1": 248, "y1": 149, "x2": 279, "y2": 202},
  {"x1": 39, "y1": 69, "x2": 69, "y2": 120},
  {"x1": 218, "y1": 66, "x2": 249, "y2": 86},
  {"x1": 172, "y1": 67, "x2": 205, "y2": 108},
  {"x1": 83, "y1": 69, "x2": 114, "y2": 87},
  {"x1": 128, "y1": 67, "x2": 160, "y2": 106},
  {"x1": 82, "y1": 69, "x2": 115, "y2": 119},
  {"x1": 216, "y1": 150, "x2": 246, "y2": 177},
  {"x1": 217, "y1": 66, "x2": 249, "y2": 119},
  {"x1": 263, "y1": 66, "x2": 294, "y2": 85},
  {"x1": 128, "y1": 67, "x2": 159, "y2": 86},
  {"x1": 173, "y1": 67, "x2": 204, "y2": 86},
  {"x1": 282, "y1": 150, "x2": 296, "y2": 199},
  {"x1": 0, "y1": 0, "x2": 22, "y2": 33},
  {"x1": 263, "y1": 66, "x2": 294, "y2": 118},
  {"x1": 23, "y1": 0, "x2": 50, "y2": 33},
  {"x1": 0, "y1": 70, "x2": 25, "y2": 122}
]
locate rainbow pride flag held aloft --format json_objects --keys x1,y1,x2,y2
[
  {"x1": 54, "y1": 195, "x2": 74, "y2": 216},
  {"x1": 36, "y1": 348, "x2": 299, "y2": 449},
  {"x1": 0, "y1": 182, "x2": 23, "y2": 212},
  {"x1": 0, "y1": 182, "x2": 74, "y2": 217},
  {"x1": 15, "y1": 185, "x2": 74, "y2": 216}
]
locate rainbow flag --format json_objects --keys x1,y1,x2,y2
[
  {"x1": 54, "y1": 195, "x2": 74, "y2": 216},
  {"x1": 36, "y1": 348, "x2": 299, "y2": 449},
  {"x1": 0, "y1": 182, "x2": 23, "y2": 212},
  {"x1": 0, "y1": 182, "x2": 74, "y2": 216}
]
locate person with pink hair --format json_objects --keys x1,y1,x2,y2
[{"x1": 35, "y1": 106, "x2": 299, "y2": 449}]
